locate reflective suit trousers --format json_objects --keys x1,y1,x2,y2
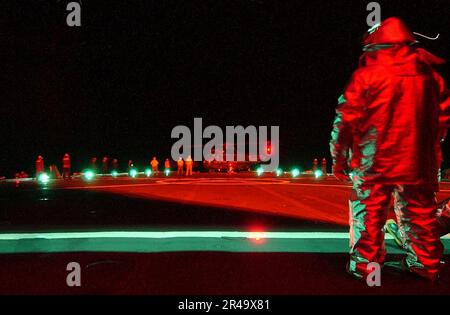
[
  {"x1": 437, "y1": 198, "x2": 450, "y2": 236},
  {"x1": 348, "y1": 183, "x2": 443, "y2": 280}
]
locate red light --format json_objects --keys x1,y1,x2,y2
[
  {"x1": 249, "y1": 226, "x2": 267, "y2": 244},
  {"x1": 249, "y1": 232, "x2": 266, "y2": 244},
  {"x1": 266, "y1": 141, "x2": 272, "y2": 154}
]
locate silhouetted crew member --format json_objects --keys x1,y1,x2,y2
[
  {"x1": 35, "y1": 155, "x2": 44, "y2": 179},
  {"x1": 62, "y1": 153, "x2": 71, "y2": 179},
  {"x1": 112, "y1": 159, "x2": 119, "y2": 172},
  {"x1": 164, "y1": 158, "x2": 171, "y2": 170},
  {"x1": 185, "y1": 155, "x2": 193, "y2": 176},
  {"x1": 321, "y1": 158, "x2": 327, "y2": 175},
  {"x1": 102, "y1": 156, "x2": 109, "y2": 174},
  {"x1": 312, "y1": 158, "x2": 318, "y2": 172},
  {"x1": 49, "y1": 164, "x2": 61, "y2": 179},
  {"x1": 150, "y1": 157, "x2": 159, "y2": 173},
  {"x1": 19, "y1": 171, "x2": 28, "y2": 178},
  {"x1": 90, "y1": 157, "x2": 97, "y2": 172},
  {"x1": 330, "y1": 17, "x2": 450, "y2": 281},
  {"x1": 177, "y1": 157, "x2": 184, "y2": 175},
  {"x1": 126, "y1": 160, "x2": 134, "y2": 172}
]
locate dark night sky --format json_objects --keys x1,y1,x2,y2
[{"x1": 2, "y1": 0, "x2": 449, "y2": 176}]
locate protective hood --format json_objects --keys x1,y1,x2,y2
[
  {"x1": 363, "y1": 17, "x2": 416, "y2": 46},
  {"x1": 360, "y1": 17, "x2": 445, "y2": 67}
]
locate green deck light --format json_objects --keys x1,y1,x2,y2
[
  {"x1": 145, "y1": 168, "x2": 152, "y2": 177},
  {"x1": 84, "y1": 170, "x2": 95, "y2": 181},
  {"x1": 291, "y1": 168, "x2": 301, "y2": 178},
  {"x1": 129, "y1": 168, "x2": 138, "y2": 178},
  {"x1": 314, "y1": 169, "x2": 323, "y2": 178},
  {"x1": 256, "y1": 167, "x2": 264, "y2": 176},
  {"x1": 276, "y1": 168, "x2": 283, "y2": 177},
  {"x1": 38, "y1": 173, "x2": 50, "y2": 184}
]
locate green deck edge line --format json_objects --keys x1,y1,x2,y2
[
  {"x1": 4, "y1": 231, "x2": 448, "y2": 240},
  {"x1": 0, "y1": 231, "x2": 375, "y2": 240},
  {"x1": 0, "y1": 231, "x2": 449, "y2": 254}
]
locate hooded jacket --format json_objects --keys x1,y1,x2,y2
[{"x1": 330, "y1": 17, "x2": 450, "y2": 186}]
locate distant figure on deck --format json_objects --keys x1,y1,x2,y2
[
  {"x1": 90, "y1": 157, "x2": 97, "y2": 172},
  {"x1": 164, "y1": 158, "x2": 171, "y2": 171},
  {"x1": 185, "y1": 155, "x2": 193, "y2": 176},
  {"x1": 177, "y1": 157, "x2": 184, "y2": 175},
  {"x1": 312, "y1": 158, "x2": 318, "y2": 172},
  {"x1": 17, "y1": 171, "x2": 28, "y2": 179},
  {"x1": 62, "y1": 153, "x2": 71, "y2": 179},
  {"x1": 35, "y1": 155, "x2": 44, "y2": 179},
  {"x1": 127, "y1": 160, "x2": 134, "y2": 172},
  {"x1": 49, "y1": 164, "x2": 61, "y2": 179},
  {"x1": 151, "y1": 157, "x2": 159, "y2": 173},
  {"x1": 112, "y1": 158, "x2": 119, "y2": 172},
  {"x1": 102, "y1": 156, "x2": 109, "y2": 174},
  {"x1": 321, "y1": 158, "x2": 327, "y2": 175}
]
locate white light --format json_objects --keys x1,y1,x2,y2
[
  {"x1": 292, "y1": 168, "x2": 301, "y2": 177},
  {"x1": 129, "y1": 169, "x2": 138, "y2": 178},
  {"x1": 84, "y1": 170, "x2": 95, "y2": 181},
  {"x1": 38, "y1": 173, "x2": 50, "y2": 184},
  {"x1": 256, "y1": 167, "x2": 264, "y2": 176}
]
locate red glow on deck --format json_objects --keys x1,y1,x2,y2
[{"x1": 248, "y1": 226, "x2": 267, "y2": 244}]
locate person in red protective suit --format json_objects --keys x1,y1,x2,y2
[
  {"x1": 330, "y1": 17, "x2": 450, "y2": 281},
  {"x1": 150, "y1": 157, "x2": 159, "y2": 173},
  {"x1": 321, "y1": 158, "x2": 327, "y2": 175},
  {"x1": 164, "y1": 158, "x2": 171, "y2": 171},
  {"x1": 62, "y1": 153, "x2": 71, "y2": 180},
  {"x1": 90, "y1": 157, "x2": 98, "y2": 172},
  {"x1": 112, "y1": 158, "x2": 119, "y2": 172},
  {"x1": 35, "y1": 156, "x2": 44, "y2": 179},
  {"x1": 312, "y1": 158, "x2": 318, "y2": 172},
  {"x1": 102, "y1": 156, "x2": 109, "y2": 174},
  {"x1": 127, "y1": 160, "x2": 134, "y2": 172},
  {"x1": 185, "y1": 155, "x2": 193, "y2": 176},
  {"x1": 177, "y1": 157, "x2": 184, "y2": 175}
]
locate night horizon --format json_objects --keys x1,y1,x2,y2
[{"x1": 3, "y1": 0, "x2": 449, "y2": 177}]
